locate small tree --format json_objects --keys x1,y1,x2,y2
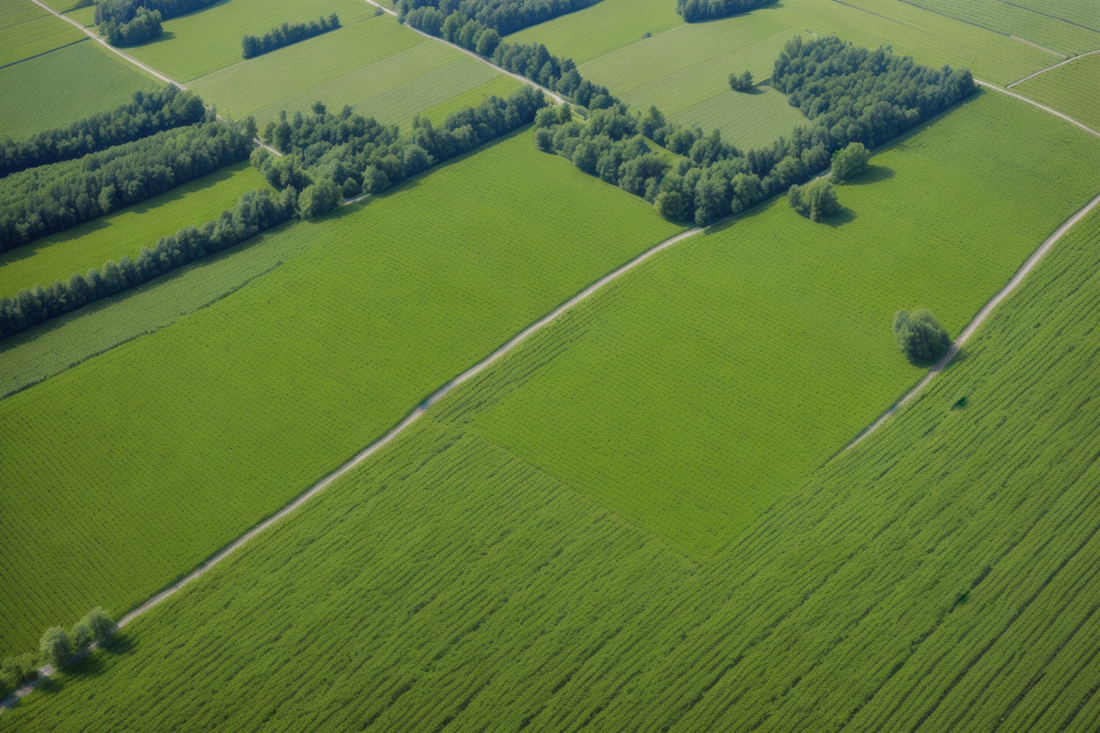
[
  {"x1": 70, "y1": 622, "x2": 92, "y2": 651},
  {"x1": 788, "y1": 179, "x2": 841, "y2": 222},
  {"x1": 83, "y1": 607, "x2": 115, "y2": 646},
  {"x1": 894, "y1": 310, "x2": 951, "y2": 363},
  {"x1": 655, "y1": 190, "x2": 686, "y2": 221},
  {"x1": 831, "y1": 142, "x2": 871, "y2": 183},
  {"x1": 40, "y1": 627, "x2": 70, "y2": 669},
  {"x1": 729, "y1": 71, "x2": 754, "y2": 92},
  {"x1": 298, "y1": 178, "x2": 341, "y2": 218}
]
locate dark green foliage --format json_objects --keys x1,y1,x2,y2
[
  {"x1": 729, "y1": 70, "x2": 754, "y2": 91},
  {"x1": 0, "y1": 86, "x2": 207, "y2": 178},
  {"x1": 893, "y1": 309, "x2": 951, "y2": 363},
  {"x1": 831, "y1": 141, "x2": 871, "y2": 182},
  {"x1": 397, "y1": 0, "x2": 601, "y2": 36},
  {"x1": 0, "y1": 188, "x2": 295, "y2": 339},
  {"x1": 0, "y1": 119, "x2": 256, "y2": 252},
  {"x1": 788, "y1": 178, "x2": 840, "y2": 221},
  {"x1": 69, "y1": 623, "x2": 92, "y2": 652},
  {"x1": 96, "y1": 0, "x2": 221, "y2": 46},
  {"x1": 241, "y1": 15, "x2": 341, "y2": 60},
  {"x1": 298, "y1": 178, "x2": 341, "y2": 219},
  {"x1": 677, "y1": 0, "x2": 777, "y2": 22},
  {"x1": 100, "y1": 6, "x2": 162, "y2": 47},
  {"x1": 253, "y1": 86, "x2": 547, "y2": 202},
  {"x1": 38, "y1": 628, "x2": 69, "y2": 669},
  {"x1": 0, "y1": 653, "x2": 38, "y2": 697}
]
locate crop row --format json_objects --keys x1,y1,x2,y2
[{"x1": 1015, "y1": 53, "x2": 1100, "y2": 132}]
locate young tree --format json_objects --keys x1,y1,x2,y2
[
  {"x1": 82, "y1": 607, "x2": 115, "y2": 646},
  {"x1": 70, "y1": 622, "x2": 92, "y2": 651},
  {"x1": 893, "y1": 309, "x2": 951, "y2": 363},
  {"x1": 39, "y1": 627, "x2": 70, "y2": 668},
  {"x1": 831, "y1": 142, "x2": 871, "y2": 183},
  {"x1": 788, "y1": 179, "x2": 840, "y2": 222}
]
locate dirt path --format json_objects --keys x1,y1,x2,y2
[
  {"x1": 1007, "y1": 48, "x2": 1100, "y2": 88},
  {"x1": 976, "y1": 79, "x2": 1100, "y2": 137},
  {"x1": 846, "y1": 189, "x2": 1100, "y2": 450}
]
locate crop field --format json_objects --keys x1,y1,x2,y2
[
  {"x1": 0, "y1": 162, "x2": 270, "y2": 302},
  {"x1": 901, "y1": 0, "x2": 1100, "y2": 57},
  {"x1": 124, "y1": 0, "x2": 377, "y2": 83},
  {"x1": 188, "y1": 17, "x2": 503, "y2": 128},
  {"x1": 0, "y1": 41, "x2": 158, "y2": 139},
  {"x1": 473, "y1": 90, "x2": 1100, "y2": 558},
  {"x1": 1004, "y1": 0, "x2": 1100, "y2": 30},
  {"x1": 507, "y1": 0, "x2": 684, "y2": 65},
  {"x1": 0, "y1": 0, "x2": 84, "y2": 68},
  {"x1": 1015, "y1": 53, "x2": 1100, "y2": 131},
  {"x1": 416, "y1": 75, "x2": 526, "y2": 126},
  {"x1": 5, "y1": 189, "x2": 1100, "y2": 731},
  {"x1": 0, "y1": 131, "x2": 683, "y2": 656}
]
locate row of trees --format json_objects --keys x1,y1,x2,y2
[
  {"x1": 254, "y1": 86, "x2": 547, "y2": 218},
  {"x1": 0, "y1": 86, "x2": 207, "y2": 178},
  {"x1": 397, "y1": 0, "x2": 601, "y2": 36},
  {"x1": 0, "y1": 189, "x2": 294, "y2": 340},
  {"x1": 96, "y1": 0, "x2": 222, "y2": 46},
  {"x1": 677, "y1": 0, "x2": 777, "y2": 22},
  {"x1": 0, "y1": 118, "x2": 257, "y2": 252},
  {"x1": 0, "y1": 609, "x2": 114, "y2": 699},
  {"x1": 533, "y1": 35, "x2": 975, "y2": 226},
  {"x1": 242, "y1": 15, "x2": 341, "y2": 59}
]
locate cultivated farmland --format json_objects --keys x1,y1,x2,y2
[
  {"x1": 1003, "y1": 0, "x2": 1100, "y2": 30},
  {"x1": 1015, "y1": 53, "x2": 1100, "y2": 131},
  {"x1": 188, "y1": 16, "x2": 504, "y2": 128},
  {"x1": 5, "y1": 193, "x2": 1100, "y2": 732},
  {"x1": 0, "y1": 41, "x2": 159, "y2": 139},
  {"x1": 124, "y1": 0, "x2": 378, "y2": 83},
  {"x1": 0, "y1": 131, "x2": 683, "y2": 656},
  {"x1": 0, "y1": 162, "x2": 270, "y2": 302},
  {"x1": 0, "y1": 0, "x2": 84, "y2": 68}
]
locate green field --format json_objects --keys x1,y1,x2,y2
[
  {"x1": 0, "y1": 162, "x2": 269, "y2": 302},
  {"x1": 901, "y1": 0, "x2": 1100, "y2": 57},
  {"x1": 0, "y1": 41, "x2": 158, "y2": 140},
  {"x1": 5, "y1": 177, "x2": 1100, "y2": 731},
  {"x1": 507, "y1": 0, "x2": 684, "y2": 65},
  {"x1": 120, "y1": 0, "x2": 376, "y2": 83},
  {"x1": 0, "y1": 0, "x2": 85, "y2": 68},
  {"x1": 1015, "y1": 53, "x2": 1100, "y2": 131},
  {"x1": 0, "y1": 131, "x2": 683, "y2": 656},
  {"x1": 188, "y1": 16, "x2": 504, "y2": 128},
  {"x1": 416, "y1": 75, "x2": 526, "y2": 126},
  {"x1": 1004, "y1": 0, "x2": 1100, "y2": 30}
]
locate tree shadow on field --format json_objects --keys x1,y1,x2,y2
[
  {"x1": 844, "y1": 165, "x2": 894, "y2": 186},
  {"x1": 825, "y1": 207, "x2": 857, "y2": 227}
]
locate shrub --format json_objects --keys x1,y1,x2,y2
[
  {"x1": 788, "y1": 179, "x2": 841, "y2": 222},
  {"x1": 729, "y1": 71, "x2": 754, "y2": 92},
  {"x1": 832, "y1": 142, "x2": 871, "y2": 183},
  {"x1": 894, "y1": 309, "x2": 951, "y2": 363}
]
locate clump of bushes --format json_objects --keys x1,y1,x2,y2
[
  {"x1": 0, "y1": 608, "x2": 114, "y2": 698},
  {"x1": 894, "y1": 310, "x2": 951, "y2": 363},
  {"x1": 788, "y1": 179, "x2": 840, "y2": 222},
  {"x1": 678, "y1": 0, "x2": 778, "y2": 22},
  {"x1": 729, "y1": 70, "x2": 754, "y2": 92},
  {"x1": 831, "y1": 142, "x2": 871, "y2": 183},
  {"x1": 242, "y1": 15, "x2": 340, "y2": 59}
]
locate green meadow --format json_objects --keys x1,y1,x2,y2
[
  {"x1": 6, "y1": 178, "x2": 1100, "y2": 732},
  {"x1": 0, "y1": 162, "x2": 269, "y2": 302},
  {"x1": 1015, "y1": 53, "x2": 1100, "y2": 131},
  {"x1": 0, "y1": 131, "x2": 683, "y2": 656},
  {"x1": 0, "y1": 41, "x2": 158, "y2": 139}
]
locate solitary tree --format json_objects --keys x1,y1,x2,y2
[
  {"x1": 894, "y1": 310, "x2": 951, "y2": 363},
  {"x1": 39, "y1": 627, "x2": 70, "y2": 669},
  {"x1": 729, "y1": 71, "x2": 754, "y2": 92},
  {"x1": 832, "y1": 142, "x2": 871, "y2": 183}
]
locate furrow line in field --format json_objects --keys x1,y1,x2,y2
[{"x1": 1007, "y1": 48, "x2": 1100, "y2": 87}]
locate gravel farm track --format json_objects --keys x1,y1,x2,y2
[{"x1": 4, "y1": 0, "x2": 1100, "y2": 712}]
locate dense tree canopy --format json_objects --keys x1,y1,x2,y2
[
  {"x1": 242, "y1": 15, "x2": 341, "y2": 59},
  {"x1": 894, "y1": 309, "x2": 951, "y2": 363},
  {"x1": 96, "y1": 0, "x2": 222, "y2": 46},
  {"x1": 831, "y1": 141, "x2": 870, "y2": 182},
  {"x1": 677, "y1": 0, "x2": 777, "y2": 23},
  {"x1": 0, "y1": 86, "x2": 207, "y2": 178},
  {"x1": 788, "y1": 178, "x2": 840, "y2": 222},
  {"x1": 0, "y1": 118, "x2": 256, "y2": 252},
  {"x1": 398, "y1": 0, "x2": 601, "y2": 36}
]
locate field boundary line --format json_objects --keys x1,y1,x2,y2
[
  {"x1": 0, "y1": 37, "x2": 87, "y2": 70},
  {"x1": 845, "y1": 189, "x2": 1100, "y2": 450},
  {"x1": 992, "y1": 0, "x2": 1100, "y2": 34},
  {"x1": 975, "y1": 80, "x2": 1100, "y2": 136},
  {"x1": 1007, "y1": 48, "x2": 1100, "y2": 87},
  {"x1": 894, "y1": 0, "x2": 1065, "y2": 58},
  {"x1": 360, "y1": 0, "x2": 566, "y2": 104},
  {"x1": 0, "y1": 224, "x2": 701, "y2": 713}
]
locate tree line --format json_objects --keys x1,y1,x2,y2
[
  {"x1": 533, "y1": 34, "x2": 975, "y2": 226},
  {"x1": 0, "y1": 608, "x2": 113, "y2": 699},
  {"x1": 0, "y1": 188, "x2": 294, "y2": 340},
  {"x1": 254, "y1": 86, "x2": 547, "y2": 218},
  {"x1": 0, "y1": 118, "x2": 257, "y2": 252},
  {"x1": 398, "y1": 0, "x2": 601, "y2": 36},
  {"x1": 676, "y1": 0, "x2": 777, "y2": 23},
  {"x1": 0, "y1": 86, "x2": 206, "y2": 178},
  {"x1": 96, "y1": 0, "x2": 222, "y2": 46},
  {"x1": 242, "y1": 15, "x2": 341, "y2": 59}
]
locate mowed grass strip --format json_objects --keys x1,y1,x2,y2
[
  {"x1": 901, "y1": 0, "x2": 1100, "y2": 56},
  {"x1": 0, "y1": 162, "x2": 270, "y2": 301},
  {"x1": 6, "y1": 198, "x2": 1100, "y2": 733},
  {"x1": 0, "y1": 131, "x2": 683, "y2": 656},
  {"x1": 471, "y1": 90, "x2": 1100, "y2": 559},
  {"x1": 0, "y1": 0, "x2": 85, "y2": 68},
  {"x1": 125, "y1": 0, "x2": 378, "y2": 83},
  {"x1": 0, "y1": 41, "x2": 159, "y2": 140},
  {"x1": 1015, "y1": 53, "x2": 1100, "y2": 131}
]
